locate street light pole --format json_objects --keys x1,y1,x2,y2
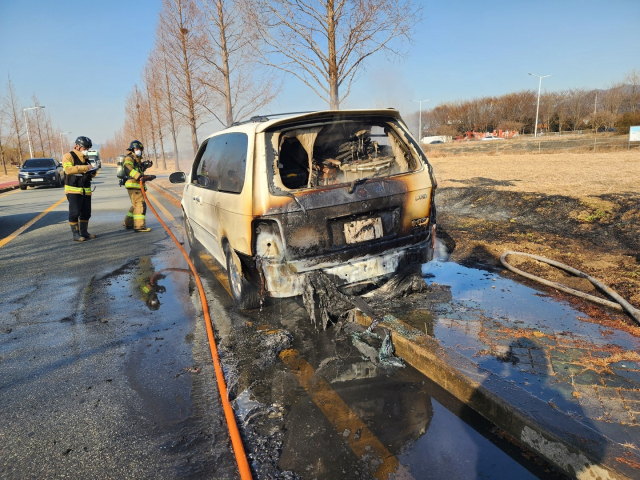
[
  {"x1": 412, "y1": 99, "x2": 430, "y2": 143},
  {"x1": 22, "y1": 106, "x2": 45, "y2": 159},
  {"x1": 528, "y1": 74, "x2": 551, "y2": 138},
  {"x1": 59, "y1": 132, "x2": 71, "y2": 159}
]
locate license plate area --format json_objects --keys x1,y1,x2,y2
[
  {"x1": 344, "y1": 217, "x2": 383, "y2": 244},
  {"x1": 31, "y1": 178, "x2": 43, "y2": 182}
]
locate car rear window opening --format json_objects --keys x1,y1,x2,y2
[{"x1": 274, "y1": 119, "x2": 420, "y2": 190}]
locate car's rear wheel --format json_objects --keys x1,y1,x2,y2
[{"x1": 225, "y1": 247, "x2": 260, "y2": 310}]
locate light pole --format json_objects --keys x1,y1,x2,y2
[
  {"x1": 59, "y1": 132, "x2": 71, "y2": 159},
  {"x1": 412, "y1": 99, "x2": 430, "y2": 143},
  {"x1": 528, "y1": 73, "x2": 551, "y2": 137},
  {"x1": 22, "y1": 106, "x2": 45, "y2": 159}
]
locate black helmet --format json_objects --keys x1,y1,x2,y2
[
  {"x1": 128, "y1": 140, "x2": 144, "y2": 151},
  {"x1": 75, "y1": 136, "x2": 92, "y2": 149}
]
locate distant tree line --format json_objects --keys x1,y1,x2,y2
[
  {"x1": 101, "y1": 0, "x2": 421, "y2": 167},
  {"x1": 412, "y1": 70, "x2": 640, "y2": 139},
  {"x1": 0, "y1": 77, "x2": 69, "y2": 175}
]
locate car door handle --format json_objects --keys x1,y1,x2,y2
[{"x1": 193, "y1": 196, "x2": 202, "y2": 203}]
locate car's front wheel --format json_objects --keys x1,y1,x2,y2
[
  {"x1": 19, "y1": 185, "x2": 27, "y2": 190},
  {"x1": 56, "y1": 175, "x2": 63, "y2": 188},
  {"x1": 225, "y1": 247, "x2": 260, "y2": 310},
  {"x1": 183, "y1": 213, "x2": 200, "y2": 251}
]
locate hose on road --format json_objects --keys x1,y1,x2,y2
[
  {"x1": 500, "y1": 250, "x2": 640, "y2": 326},
  {"x1": 140, "y1": 180, "x2": 253, "y2": 480}
]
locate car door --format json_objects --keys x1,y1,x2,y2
[{"x1": 184, "y1": 139, "x2": 218, "y2": 255}]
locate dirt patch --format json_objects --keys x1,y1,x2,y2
[{"x1": 431, "y1": 151, "x2": 640, "y2": 327}]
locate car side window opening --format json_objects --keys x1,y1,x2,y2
[
  {"x1": 275, "y1": 119, "x2": 420, "y2": 191},
  {"x1": 194, "y1": 139, "x2": 219, "y2": 190},
  {"x1": 216, "y1": 133, "x2": 248, "y2": 194}
]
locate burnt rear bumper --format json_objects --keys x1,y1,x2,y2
[{"x1": 259, "y1": 237, "x2": 433, "y2": 298}]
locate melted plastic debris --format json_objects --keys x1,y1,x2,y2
[
  {"x1": 302, "y1": 271, "x2": 359, "y2": 330},
  {"x1": 351, "y1": 329, "x2": 405, "y2": 368},
  {"x1": 302, "y1": 264, "x2": 430, "y2": 330},
  {"x1": 234, "y1": 389, "x2": 263, "y2": 422},
  {"x1": 255, "y1": 329, "x2": 293, "y2": 370},
  {"x1": 379, "y1": 331, "x2": 405, "y2": 368}
]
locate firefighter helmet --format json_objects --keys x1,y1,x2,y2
[
  {"x1": 75, "y1": 136, "x2": 92, "y2": 149},
  {"x1": 128, "y1": 140, "x2": 144, "y2": 151}
]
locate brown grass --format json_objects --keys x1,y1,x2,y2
[{"x1": 429, "y1": 150, "x2": 640, "y2": 199}]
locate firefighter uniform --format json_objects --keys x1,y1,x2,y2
[
  {"x1": 63, "y1": 150, "x2": 97, "y2": 241},
  {"x1": 122, "y1": 153, "x2": 148, "y2": 230}
]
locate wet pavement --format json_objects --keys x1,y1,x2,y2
[{"x1": 407, "y1": 260, "x2": 640, "y2": 447}]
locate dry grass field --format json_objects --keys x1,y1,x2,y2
[{"x1": 429, "y1": 151, "x2": 640, "y2": 198}]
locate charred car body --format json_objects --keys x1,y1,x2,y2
[{"x1": 170, "y1": 109, "x2": 437, "y2": 309}]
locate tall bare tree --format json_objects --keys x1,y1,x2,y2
[
  {"x1": 3, "y1": 76, "x2": 25, "y2": 162},
  {"x1": 157, "y1": 0, "x2": 209, "y2": 155},
  {"x1": 155, "y1": 40, "x2": 181, "y2": 169},
  {"x1": 0, "y1": 119, "x2": 7, "y2": 175},
  {"x1": 30, "y1": 94, "x2": 47, "y2": 156},
  {"x1": 198, "y1": 0, "x2": 279, "y2": 126},
  {"x1": 247, "y1": 0, "x2": 421, "y2": 109},
  {"x1": 143, "y1": 63, "x2": 168, "y2": 170}
]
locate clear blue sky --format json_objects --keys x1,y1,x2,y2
[{"x1": 1, "y1": 0, "x2": 638, "y2": 149}]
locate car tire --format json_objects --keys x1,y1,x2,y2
[
  {"x1": 183, "y1": 214, "x2": 201, "y2": 251},
  {"x1": 20, "y1": 186, "x2": 27, "y2": 190},
  {"x1": 56, "y1": 175, "x2": 63, "y2": 188},
  {"x1": 225, "y1": 246, "x2": 260, "y2": 310}
]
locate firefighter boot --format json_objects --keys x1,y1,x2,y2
[
  {"x1": 70, "y1": 223, "x2": 85, "y2": 242},
  {"x1": 79, "y1": 221, "x2": 97, "y2": 240}
]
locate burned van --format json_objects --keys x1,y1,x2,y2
[{"x1": 170, "y1": 109, "x2": 436, "y2": 309}]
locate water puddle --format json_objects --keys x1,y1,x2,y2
[{"x1": 405, "y1": 260, "x2": 640, "y2": 443}]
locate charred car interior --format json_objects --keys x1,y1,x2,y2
[{"x1": 273, "y1": 119, "x2": 419, "y2": 191}]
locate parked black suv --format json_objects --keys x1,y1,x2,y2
[{"x1": 18, "y1": 158, "x2": 65, "y2": 190}]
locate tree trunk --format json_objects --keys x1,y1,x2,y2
[
  {"x1": 326, "y1": 0, "x2": 339, "y2": 110},
  {"x1": 145, "y1": 86, "x2": 160, "y2": 168},
  {"x1": 217, "y1": 0, "x2": 234, "y2": 126},
  {"x1": 179, "y1": 29, "x2": 199, "y2": 155},
  {"x1": 152, "y1": 86, "x2": 168, "y2": 170},
  {"x1": 0, "y1": 133, "x2": 7, "y2": 175},
  {"x1": 162, "y1": 48, "x2": 180, "y2": 170}
]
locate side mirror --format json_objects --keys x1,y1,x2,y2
[{"x1": 169, "y1": 172, "x2": 186, "y2": 184}]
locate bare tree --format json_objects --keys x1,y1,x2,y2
[
  {"x1": 3, "y1": 76, "x2": 25, "y2": 162},
  {"x1": 154, "y1": 40, "x2": 182, "y2": 169},
  {"x1": 0, "y1": 119, "x2": 7, "y2": 175},
  {"x1": 197, "y1": 0, "x2": 279, "y2": 126},
  {"x1": 624, "y1": 69, "x2": 640, "y2": 113},
  {"x1": 143, "y1": 63, "x2": 168, "y2": 170},
  {"x1": 247, "y1": 0, "x2": 421, "y2": 109},
  {"x1": 157, "y1": 0, "x2": 209, "y2": 155},
  {"x1": 29, "y1": 94, "x2": 47, "y2": 156}
]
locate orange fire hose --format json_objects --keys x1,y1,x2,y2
[{"x1": 140, "y1": 179, "x2": 253, "y2": 479}]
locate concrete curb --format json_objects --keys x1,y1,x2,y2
[
  {"x1": 0, "y1": 185, "x2": 19, "y2": 194},
  {"x1": 355, "y1": 312, "x2": 640, "y2": 480}
]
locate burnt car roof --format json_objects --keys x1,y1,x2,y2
[{"x1": 256, "y1": 109, "x2": 402, "y2": 133}]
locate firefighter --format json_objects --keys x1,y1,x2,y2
[
  {"x1": 122, "y1": 140, "x2": 155, "y2": 232},
  {"x1": 63, "y1": 136, "x2": 98, "y2": 242}
]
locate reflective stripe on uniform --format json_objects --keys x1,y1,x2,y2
[
  {"x1": 132, "y1": 215, "x2": 145, "y2": 219},
  {"x1": 127, "y1": 212, "x2": 134, "y2": 218},
  {"x1": 65, "y1": 185, "x2": 91, "y2": 195}
]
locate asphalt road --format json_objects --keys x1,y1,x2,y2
[
  {"x1": 0, "y1": 169, "x2": 237, "y2": 478},
  {"x1": 0, "y1": 167, "x2": 566, "y2": 479}
]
